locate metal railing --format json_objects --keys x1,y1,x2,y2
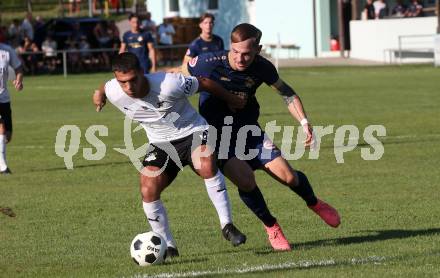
[
  {"x1": 17, "y1": 43, "x2": 189, "y2": 77},
  {"x1": 396, "y1": 34, "x2": 435, "y2": 64}
]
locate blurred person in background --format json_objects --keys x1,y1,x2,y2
[
  {"x1": 0, "y1": 42, "x2": 24, "y2": 175},
  {"x1": 363, "y1": 0, "x2": 375, "y2": 20},
  {"x1": 406, "y1": 0, "x2": 423, "y2": 17},
  {"x1": 120, "y1": 13, "x2": 156, "y2": 73},
  {"x1": 182, "y1": 13, "x2": 224, "y2": 66}
]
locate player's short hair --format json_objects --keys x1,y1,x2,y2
[
  {"x1": 112, "y1": 52, "x2": 141, "y2": 72},
  {"x1": 128, "y1": 13, "x2": 138, "y2": 20},
  {"x1": 231, "y1": 23, "x2": 262, "y2": 47},
  {"x1": 200, "y1": 13, "x2": 215, "y2": 23}
]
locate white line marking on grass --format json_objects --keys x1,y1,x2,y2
[{"x1": 126, "y1": 256, "x2": 386, "y2": 278}]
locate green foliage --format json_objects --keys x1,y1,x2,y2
[{"x1": 0, "y1": 66, "x2": 439, "y2": 277}]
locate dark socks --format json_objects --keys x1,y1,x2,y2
[
  {"x1": 238, "y1": 186, "x2": 277, "y2": 227},
  {"x1": 290, "y1": 171, "x2": 318, "y2": 206}
]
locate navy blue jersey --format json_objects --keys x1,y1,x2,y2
[
  {"x1": 122, "y1": 31, "x2": 154, "y2": 73},
  {"x1": 187, "y1": 50, "x2": 279, "y2": 126},
  {"x1": 185, "y1": 35, "x2": 224, "y2": 58}
]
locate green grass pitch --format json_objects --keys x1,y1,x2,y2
[{"x1": 1, "y1": 65, "x2": 439, "y2": 277}]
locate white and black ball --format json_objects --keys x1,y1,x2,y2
[{"x1": 130, "y1": 231, "x2": 167, "y2": 266}]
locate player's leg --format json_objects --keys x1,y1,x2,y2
[
  {"x1": 140, "y1": 144, "x2": 180, "y2": 256},
  {"x1": 262, "y1": 156, "x2": 341, "y2": 228},
  {"x1": 0, "y1": 103, "x2": 12, "y2": 174},
  {"x1": 223, "y1": 157, "x2": 291, "y2": 251},
  {"x1": 190, "y1": 132, "x2": 246, "y2": 246}
]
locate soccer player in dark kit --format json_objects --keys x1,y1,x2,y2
[{"x1": 183, "y1": 23, "x2": 341, "y2": 251}]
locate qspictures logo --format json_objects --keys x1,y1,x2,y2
[{"x1": 54, "y1": 107, "x2": 386, "y2": 177}]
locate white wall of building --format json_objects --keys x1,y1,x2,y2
[{"x1": 350, "y1": 17, "x2": 438, "y2": 62}]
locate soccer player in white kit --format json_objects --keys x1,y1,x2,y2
[
  {"x1": 92, "y1": 52, "x2": 246, "y2": 257},
  {"x1": 0, "y1": 43, "x2": 24, "y2": 175}
]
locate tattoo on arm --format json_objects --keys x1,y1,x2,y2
[{"x1": 275, "y1": 81, "x2": 297, "y2": 105}]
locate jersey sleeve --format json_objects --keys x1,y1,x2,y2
[
  {"x1": 218, "y1": 37, "x2": 225, "y2": 50},
  {"x1": 186, "y1": 54, "x2": 215, "y2": 78},
  {"x1": 164, "y1": 73, "x2": 199, "y2": 98},
  {"x1": 122, "y1": 32, "x2": 129, "y2": 44},
  {"x1": 8, "y1": 47, "x2": 21, "y2": 69},
  {"x1": 186, "y1": 42, "x2": 198, "y2": 58},
  {"x1": 259, "y1": 57, "x2": 279, "y2": 85},
  {"x1": 145, "y1": 32, "x2": 154, "y2": 44}
]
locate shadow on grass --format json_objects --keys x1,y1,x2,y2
[
  {"x1": 164, "y1": 257, "x2": 209, "y2": 265},
  {"x1": 250, "y1": 228, "x2": 440, "y2": 255},
  {"x1": 295, "y1": 228, "x2": 440, "y2": 251},
  {"x1": 30, "y1": 161, "x2": 129, "y2": 172}
]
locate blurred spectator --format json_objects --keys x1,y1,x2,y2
[
  {"x1": 158, "y1": 19, "x2": 175, "y2": 46},
  {"x1": 66, "y1": 39, "x2": 81, "y2": 72},
  {"x1": 391, "y1": 0, "x2": 407, "y2": 17},
  {"x1": 374, "y1": 0, "x2": 388, "y2": 19},
  {"x1": 21, "y1": 12, "x2": 34, "y2": 41},
  {"x1": 182, "y1": 13, "x2": 223, "y2": 65},
  {"x1": 8, "y1": 19, "x2": 23, "y2": 49},
  {"x1": 16, "y1": 36, "x2": 40, "y2": 75},
  {"x1": 78, "y1": 35, "x2": 93, "y2": 69},
  {"x1": 141, "y1": 12, "x2": 156, "y2": 40},
  {"x1": 158, "y1": 18, "x2": 175, "y2": 65},
  {"x1": 108, "y1": 20, "x2": 121, "y2": 49},
  {"x1": 93, "y1": 21, "x2": 112, "y2": 68},
  {"x1": 70, "y1": 22, "x2": 85, "y2": 44},
  {"x1": 120, "y1": 13, "x2": 156, "y2": 73},
  {"x1": 34, "y1": 16, "x2": 45, "y2": 31},
  {"x1": 406, "y1": 0, "x2": 423, "y2": 17},
  {"x1": 69, "y1": 0, "x2": 81, "y2": 15},
  {"x1": 42, "y1": 34, "x2": 58, "y2": 73},
  {"x1": 363, "y1": 0, "x2": 375, "y2": 20}
]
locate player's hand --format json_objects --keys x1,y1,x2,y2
[
  {"x1": 302, "y1": 123, "x2": 315, "y2": 148},
  {"x1": 93, "y1": 89, "x2": 106, "y2": 112},
  {"x1": 13, "y1": 79, "x2": 23, "y2": 91}
]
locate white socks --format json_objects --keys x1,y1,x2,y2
[
  {"x1": 142, "y1": 200, "x2": 176, "y2": 248},
  {"x1": 204, "y1": 170, "x2": 232, "y2": 229},
  {"x1": 0, "y1": 135, "x2": 7, "y2": 171}
]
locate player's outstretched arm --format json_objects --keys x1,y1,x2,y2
[
  {"x1": 271, "y1": 78, "x2": 314, "y2": 147},
  {"x1": 197, "y1": 77, "x2": 246, "y2": 110},
  {"x1": 148, "y1": 42, "x2": 157, "y2": 73},
  {"x1": 93, "y1": 84, "x2": 107, "y2": 112},
  {"x1": 13, "y1": 66, "x2": 24, "y2": 91}
]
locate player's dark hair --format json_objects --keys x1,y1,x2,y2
[
  {"x1": 200, "y1": 13, "x2": 215, "y2": 23},
  {"x1": 128, "y1": 13, "x2": 138, "y2": 20},
  {"x1": 111, "y1": 52, "x2": 141, "y2": 72},
  {"x1": 231, "y1": 23, "x2": 262, "y2": 46}
]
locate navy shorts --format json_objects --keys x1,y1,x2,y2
[
  {"x1": 0, "y1": 102, "x2": 12, "y2": 132},
  {"x1": 217, "y1": 123, "x2": 281, "y2": 170}
]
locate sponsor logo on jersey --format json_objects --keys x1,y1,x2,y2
[
  {"x1": 183, "y1": 78, "x2": 193, "y2": 95},
  {"x1": 189, "y1": 56, "x2": 198, "y2": 67},
  {"x1": 220, "y1": 76, "x2": 231, "y2": 82}
]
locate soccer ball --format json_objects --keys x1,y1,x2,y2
[{"x1": 130, "y1": 231, "x2": 167, "y2": 266}]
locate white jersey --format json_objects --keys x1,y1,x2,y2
[
  {"x1": 0, "y1": 43, "x2": 22, "y2": 103},
  {"x1": 105, "y1": 72, "x2": 209, "y2": 143}
]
